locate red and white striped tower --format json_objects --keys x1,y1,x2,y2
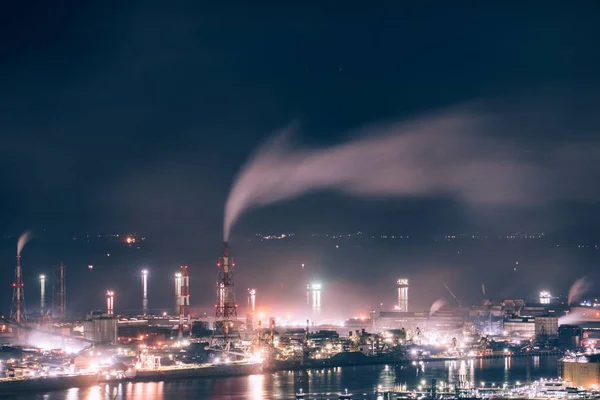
[
  {"x1": 11, "y1": 254, "x2": 27, "y2": 324},
  {"x1": 178, "y1": 265, "x2": 190, "y2": 339},
  {"x1": 212, "y1": 242, "x2": 238, "y2": 350}
]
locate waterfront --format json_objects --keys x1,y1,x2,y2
[{"x1": 6, "y1": 355, "x2": 560, "y2": 399}]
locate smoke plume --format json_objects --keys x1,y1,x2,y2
[
  {"x1": 568, "y1": 277, "x2": 591, "y2": 305},
  {"x1": 224, "y1": 108, "x2": 600, "y2": 240},
  {"x1": 481, "y1": 283, "x2": 487, "y2": 297},
  {"x1": 429, "y1": 298, "x2": 446, "y2": 316},
  {"x1": 17, "y1": 230, "x2": 32, "y2": 256}
]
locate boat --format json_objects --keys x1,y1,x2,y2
[
  {"x1": 133, "y1": 360, "x2": 262, "y2": 382},
  {"x1": 531, "y1": 379, "x2": 569, "y2": 397},
  {"x1": 295, "y1": 388, "x2": 307, "y2": 398},
  {"x1": 339, "y1": 388, "x2": 352, "y2": 399},
  {"x1": 0, "y1": 373, "x2": 98, "y2": 395}
]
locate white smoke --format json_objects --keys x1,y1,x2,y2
[
  {"x1": 481, "y1": 283, "x2": 487, "y2": 297},
  {"x1": 17, "y1": 230, "x2": 32, "y2": 256},
  {"x1": 559, "y1": 310, "x2": 590, "y2": 326},
  {"x1": 224, "y1": 108, "x2": 600, "y2": 240},
  {"x1": 568, "y1": 277, "x2": 591, "y2": 305},
  {"x1": 429, "y1": 298, "x2": 447, "y2": 316}
]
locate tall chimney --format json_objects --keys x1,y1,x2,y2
[
  {"x1": 39, "y1": 274, "x2": 46, "y2": 314},
  {"x1": 141, "y1": 269, "x2": 148, "y2": 315},
  {"x1": 178, "y1": 265, "x2": 190, "y2": 338},
  {"x1": 106, "y1": 290, "x2": 114, "y2": 315},
  {"x1": 174, "y1": 272, "x2": 182, "y2": 315}
]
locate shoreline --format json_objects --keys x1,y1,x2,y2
[
  {"x1": 0, "y1": 352, "x2": 562, "y2": 395},
  {"x1": 267, "y1": 351, "x2": 564, "y2": 372}
]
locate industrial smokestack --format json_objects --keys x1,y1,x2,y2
[
  {"x1": 396, "y1": 278, "x2": 409, "y2": 311},
  {"x1": 141, "y1": 269, "x2": 148, "y2": 315},
  {"x1": 53, "y1": 262, "x2": 66, "y2": 319},
  {"x1": 174, "y1": 272, "x2": 182, "y2": 315},
  {"x1": 248, "y1": 288, "x2": 256, "y2": 313},
  {"x1": 106, "y1": 290, "x2": 114, "y2": 315},
  {"x1": 39, "y1": 275, "x2": 46, "y2": 314},
  {"x1": 211, "y1": 241, "x2": 238, "y2": 349},
  {"x1": 178, "y1": 265, "x2": 190, "y2": 338},
  {"x1": 12, "y1": 230, "x2": 32, "y2": 325}
]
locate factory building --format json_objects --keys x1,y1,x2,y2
[
  {"x1": 561, "y1": 354, "x2": 600, "y2": 389},
  {"x1": 503, "y1": 317, "x2": 536, "y2": 338},
  {"x1": 535, "y1": 315, "x2": 559, "y2": 337},
  {"x1": 558, "y1": 325, "x2": 584, "y2": 349},
  {"x1": 378, "y1": 310, "x2": 467, "y2": 332},
  {"x1": 83, "y1": 312, "x2": 118, "y2": 344}
]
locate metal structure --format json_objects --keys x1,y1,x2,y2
[
  {"x1": 248, "y1": 288, "x2": 256, "y2": 312},
  {"x1": 106, "y1": 290, "x2": 114, "y2": 315},
  {"x1": 173, "y1": 272, "x2": 181, "y2": 315},
  {"x1": 53, "y1": 262, "x2": 66, "y2": 319},
  {"x1": 212, "y1": 242, "x2": 238, "y2": 350},
  {"x1": 141, "y1": 269, "x2": 148, "y2": 315},
  {"x1": 39, "y1": 274, "x2": 46, "y2": 314},
  {"x1": 246, "y1": 288, "x2": 257, "y2": 340},
  {"x1": 178, "y1": 265, "x2": 190, "y2": 338},
  {"x1": 10, "y1": 254, "x2": 27, "y2": 323},
  {"x1": 174, "y1": 272, "x2": 182, "y2": 315},
  {"x1": 397, "y1": 278, "x2": 409, "y2": 311}
]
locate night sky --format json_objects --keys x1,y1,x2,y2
[{"x1": 1, "y1": 3, "x2": 600, "y2": 316}]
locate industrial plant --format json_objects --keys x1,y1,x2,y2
[{"x1": 2, "y1": 231, "x2": 600, "y2": 397}]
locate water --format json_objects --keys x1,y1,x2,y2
[{"x1": 7, "y1": 356, "x2": 560, "y2": 399}]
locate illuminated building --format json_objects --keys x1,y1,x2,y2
[
  {"x1": 535, "y1": 315, "x2": 558, "y2": 336},
  {"x1": 561, "y1": 354, "x2": 600, "y2": 389},
  {"x1": 378, "y1": 309, "x2": 467, "y2": 332},
  {"x1": 83, "y1": 311, "x2": 118, "y2": 344},
  {"x1": 397, "y1": 278, "x2": 409, "y2": 311},
  {"x1": 539, "y1": 291, "x2": 552, "y2": 304},
  {"x1": 503, "y1": 317, "x2": 535, "y2": 338}
]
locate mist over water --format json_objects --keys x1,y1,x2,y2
[
  {"x1": 224, "y1": 107, "x2": 600, "y2": 240},
  {"x1": 17, "y1": 230, "x2": 32, "y2": 256}
]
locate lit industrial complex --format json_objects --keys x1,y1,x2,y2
[{"x1": 2, "y1": 231, "x2": 600, "y2": 395}]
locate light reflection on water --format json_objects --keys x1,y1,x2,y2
[
  {"x1": 7, "y1": 356, "x2": 560, "y2": 400},
  {"x1": 248, "y1": 373, "x2": 264, "y2": 399}
]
